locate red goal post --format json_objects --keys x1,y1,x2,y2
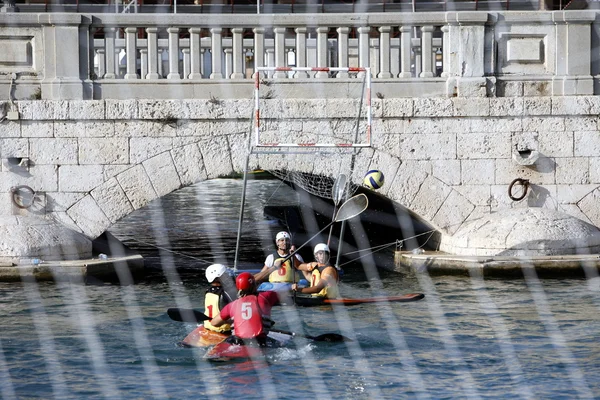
[{"x1": 253, "y1": 66, "x2": 372, "y2": 148}]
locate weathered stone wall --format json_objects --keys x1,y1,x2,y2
[{"x1": 1, "y1": 97, "x2": 600, "y2": 241}]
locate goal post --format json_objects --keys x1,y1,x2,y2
[{"x1": 253, "y1": 67, "x2": 372, "y2": 148}]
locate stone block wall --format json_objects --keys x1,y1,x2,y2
[{"x1": 1, "y1": 97, "x2": 599, "y2": 240}]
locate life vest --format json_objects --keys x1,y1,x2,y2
[
  {"x1": 310, "y1": 265, "x2": 340, "y2": 299},
  {"x1": 269, "y1": 252, "x2": 295, "y2": 283},
  {"x1": 203, "y1": 286, "x2": 232, "y2": 333},
  {"x1": 231, "y1": 295, "x2": 264, "y2": 339}
]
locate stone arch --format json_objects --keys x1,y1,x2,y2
[
  {"x1": 55, "y1": 139, "x2": 475, "y2": 242},
  {"x1": 55, "y1": 135, "x2": 244, "y2": 239}
]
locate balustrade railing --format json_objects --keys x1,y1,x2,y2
[
  {"x1": 92, "y1": 29, "x2": 444, "y2": 80},
  {"x1": 0, "y1": 11, "x2": 596, "y2": 100}
]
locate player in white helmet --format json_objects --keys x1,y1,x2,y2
[
  {"x1": 203, "y1": 263, "x2": 237, "y2": 334},
  {"x1": 287, "y1": 243, "x2": 340, "y2": 299},
  {"x1": 254, "y1": 231, "x2": 309, "y2": 288}
]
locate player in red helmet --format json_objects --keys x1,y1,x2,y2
[{"x1": 209, "y1": 272, "x2": 280, "y2": 346}]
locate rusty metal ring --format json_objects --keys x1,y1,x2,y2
[
  {"x1": 508, "y1": 178, "x2": 529, "y2": 202},
  {"x1": 10, "y1": 185, "x2": 36, "y2": 209}
]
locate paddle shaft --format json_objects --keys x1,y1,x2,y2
[
  {"x1": 270, "y1": 328, "x2": 349, "y2": 342},
  {"x1": 168, "y1": 309, "x2": 349, "y2": 342},
  {"x1": 280, "y1": 221, "x2": 336, "y2": 264},
  {"x1": 279, "y1": 193, "x2": 367, "y2": 266}
]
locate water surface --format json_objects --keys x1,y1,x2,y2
[{"x1": 2, "y1": 179, "x2": 599, "y2": 399}]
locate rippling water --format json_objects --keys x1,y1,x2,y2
[{"x1": 2, "y1": 179, "x2": 600, "y2": 399}]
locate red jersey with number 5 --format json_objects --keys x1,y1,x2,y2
[{"x1": 219, "y1": 291, "x2": 279, "y2": 339}]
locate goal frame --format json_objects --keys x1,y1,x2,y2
[{"x1": 253, "y1": 66, "x2": 372, "y2": 148}]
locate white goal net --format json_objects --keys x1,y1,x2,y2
[{"x1": 253, "y1": 67, "x2": 372, "y2": 149}]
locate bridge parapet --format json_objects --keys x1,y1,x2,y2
[{"x1": 0, "y1": 11, "x2": 598, "y2": 100}]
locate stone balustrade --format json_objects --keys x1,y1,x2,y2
[{"x1": 0, "y1": 11, "x2": 598, "y2": 100}]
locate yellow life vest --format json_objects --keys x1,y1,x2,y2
[
  {"x1": 269, "y1": 254, "x2": 296, "y2": 283},
  {"x1": 203, "y1": 290, "x2": 232, "y2": 333},
  {"x1": 310, "y1": 265, "x2": 340, "y2": 298}
]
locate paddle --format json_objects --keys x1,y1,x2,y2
[
  {"x1": 167, "y1": 308, "x2": 350, "y2": 342},
  {"x1": 167, "y1": 308, "x2": 210, "y2": 323},
  {"x1": 327, "y1": 174, "x2": 348, "y2": 246},
  {"x1": 270, "y1": 327, "x2": 351, "y2": 342},
  {"x1": 279, "y1": 193, "x2": 368, "y2": 265}
]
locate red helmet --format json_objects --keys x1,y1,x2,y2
[{"x1": 236, "y1": 272, "x2": 255, "y2": 291}]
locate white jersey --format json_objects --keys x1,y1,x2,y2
[{"x1": 264, "y1": 253, "x2": 304, "y2": 267}]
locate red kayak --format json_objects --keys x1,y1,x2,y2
[
  {"x1": 204, "y1": 340, "x2": 265, "y2": 362},
  {"x1": 204, "y1": 332, "x2": 293, "y2": 362},
  {"x1": 293, "y1": 293, "x2": 425, "y2": 307}
]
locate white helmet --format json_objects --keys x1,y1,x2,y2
[
  {"x1": 275, "y1": 231, "x2": 291, "y2": 241},
  {"x1": 314, "y1": 243, "x2": 330, "y2": 254},
  {"x1": 205, "y1": 264, "x2": 228, "y2": 283}
]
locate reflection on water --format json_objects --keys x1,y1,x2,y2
[{"x1": 2, "y1": 179, "x2": 600, "y2": 399}]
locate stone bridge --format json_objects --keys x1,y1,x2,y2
[
  {"x1": 3, "y1": 95, "x2": 600, "y2": 261},
  {"x1": 3, "y1": 9, "x2": 600, "y2": 262}
]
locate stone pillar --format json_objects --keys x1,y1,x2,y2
[
  {"x1": 358, "y1": 26, "x2": 370, "y2": 78},
  {"x1": 201, "y1": 48, "x2": 207, "y2": 78},
  {"x1": 336, "y1": 27, "x2": 349, "y2": 78},
  {"x1": 378, "y1": 26, "x2": 392, "y2": 79},
  {"x1": 189, "y1": 28, "x2": 202, "y2": 79},
  {"x1": 167, "y1": 27, "x2": 180, "y2": 80},
  {"x1": 182, "y1": 48, "x2": 190, "y2": 79},
  {"x1": 146, "y1": 27, "x2": 160, "y2": 79},
  {"x1": 253, "y1": 27, "x2": 265, "y2": 79},
  {"x1": 420, "y1": 25, "x2": 434, "y2": 78},
  {"x1": 294, "y1": 27, "x2": 309, "y2": 78},
  {"x1": 96, "y1": 49, "x2": 106, "y2": 79},
  {"x1": 266, "y1": 47, "x2": 274, "y2": 78},
  {"x1": 210, "y1": 28, "x2": 223, "y2": 79},
  {"x1": 399, "y1": 25, "x2": 412, "y2": 78},
  {"x1": 552, "y1": 11, "x2": 594, "y2": 95},
  {"x1": 414, "y1": 45, "x2": 422, "y2": 77},
  {"x1": 441, "y1": 24, "x2": 450, "y2": 78},
  {"x1": 158, "y1": 49, "x2": 165, "y2": 77},
  {"x1": 103, "y1": 26, "x2": 117, "y2": 79},
  {"x1": 390, "y1": 32, "x2": 400, "y2": 78},
  {"x1": 124, "y1": 27, "x2": 139, "y2": 80},
  {"x1": 139, "y1": 48, "x2": 148, "y2": 79},
  {"x1": 273, "y1": 27, "x2": 287, "y2": 78},
  {"x1": 446, "y1": 12, "x2": 488, "y2": 97},
  {"x1": 231, "y1": 27, "x2": 244, "y2": 79},
  {"x1": 224, "y1": 48, "x2": 233, "y2": 79},
  {"x1": 40, "y1": 14, "x2": 91, "y2": 99},
  {"x1": 316, "y1": 26, "x2": 329, "y2": 78}
]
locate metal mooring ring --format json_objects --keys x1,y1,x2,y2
[
  {"x1": 11, "y1": 185, "x2": 36, "y2": 209},
  {"x1": 508, "y1": 178, "x2": 529, "y2": 202}
]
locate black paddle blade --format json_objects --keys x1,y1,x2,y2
[
  {"x1": 310, "y1": 333, "x2": 351, "y2": 342},
  {"x1": 167, "y1": 308, "x2": 209, "y2": 323}
]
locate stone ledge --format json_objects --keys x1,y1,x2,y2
[
  {"x1": 396, "y1": 251, "x2": 600, "y2": 278},
  {"x1": 0, "y1": 255, "x2": 144, "y2": 283}
]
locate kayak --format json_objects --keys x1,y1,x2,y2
[
  {"x1": 204, "y1": 331, "x2": 293, "y2": 362},
  {"x1": 257, "y1": 279, "x2": 309, "y2": 293},
  {"x1": 293, "y1": 292, "x2": 425, "y2": 307},
  {"x1": 180, "y1": 326, "x2": 229, "y2": 348},
  {"x1": 204, "y1": 339, "x2": 265, "y2": 362}
]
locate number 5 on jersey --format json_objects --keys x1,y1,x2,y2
[{"x1": 241, "y1": 302, "x2": 253, "y2": 320}]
